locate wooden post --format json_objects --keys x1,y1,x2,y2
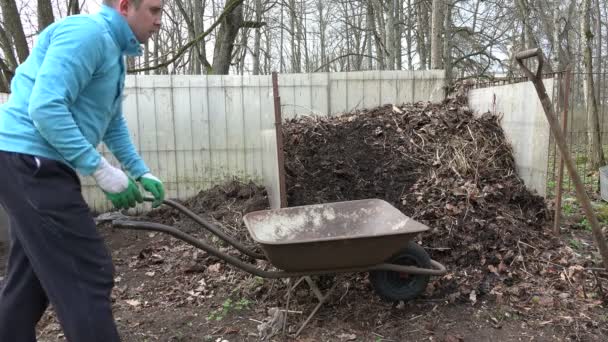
[
  {"x1": 553, "y1": 67, "x2": 572, "y2": 235},
  {"x1": 272, "y1": 72, "x2": 288, "y2": 208}
]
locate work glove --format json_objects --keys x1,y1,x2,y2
[
  {"x1": 93, "y1": 157, "x2": 143, "y2": 210},
  {"x1": 138, "y1": 173, "x2": 165, "y2": 208}
]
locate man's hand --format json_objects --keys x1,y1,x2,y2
[
  {"x1": 138, "y1": 173, "x2": 165, "y2": 208},
  {"x1": 93, "y1": 157, "x2": 143, "y2": 209}
]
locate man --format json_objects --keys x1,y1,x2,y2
[{"x1": 0, "y1": 0, "x2": 164, "y2": 340}]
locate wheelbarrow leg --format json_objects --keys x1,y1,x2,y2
[{"x1": 286, "y1": 276, "x2": 338, "y2": 337}]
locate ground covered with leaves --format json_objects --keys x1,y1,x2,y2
[{"x1": 1, "y1": 97, "x2": 606, "y2": 341}]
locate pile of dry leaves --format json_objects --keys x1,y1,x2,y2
[{"x1": 283, "y1": 97, "x2": 550, "y2": 265}]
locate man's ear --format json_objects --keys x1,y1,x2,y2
[{"x1": 117, "y1": 0, "x2": 130, "y2": 15}]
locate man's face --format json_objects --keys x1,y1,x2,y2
[{"x1": 118, "y1": 0, "x2": 162, "y2": 44}]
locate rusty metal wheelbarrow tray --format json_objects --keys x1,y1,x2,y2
[
  {"x1": 243, "y1": 199, "x2": 429, "y2": 272},
  {"x1": 112, "y1": 198, "x2": 446, "y2": 278}
]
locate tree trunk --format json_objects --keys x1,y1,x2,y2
[
  {"x1": 516, "y1": 0, "x2": 535, "y2": 49},
  {"x1": 252, "y1": 0, "x2": 262, "y2": 75},
  {"x1": 193, "y1": 0, "x2": 206, "y2": 74},
  {"x1": 443, "y1": 1, "x2": 452, "y2": 84},
  {"x1": 344, "y1": 1, "x2": 351, "y2": 71},
  {"x1": 368, "y1": 0, "x2": 385, "y2": 70},
  {"x1": 581, "y1": 0, "x2": 605, "y2": 169},
  {"x1": 302, "y1": 0, "x2": 309, "y2": 72},
  {"x1": 406, "y1": 0, "x2": 413, "y2": 70},
  {"x1": 318, "y1": 0, "x2": 327, "y2": 72},
  {"x1": 144, "y1": 40, "x2": 150, "y2": 75},
  {"x1": 373, "y1": 0, "x2": 387, "y2": 69},
  {"x1": 552, "y1": 2, "x2": 561, "y2": 71},
  {"x1": 289, "y1": 0, "x2": 300, "y2": 73},
  {"x1": 37, "y1": 0, "x2": 55, "y2": 31},
  {"x1": 153, "y1": 31, "x2": 160, "y2": 75},
  {"x1": 430, "y1": 0, "x2": 444, "y2": 69},
  {"x1": 68, "y1": 0, "x2": 79, "y2": 15},
  {"x1": 394, "y1": 0, "x2": 402, "y2": 70},
  {"x1": 0, "y1": 25, "x2": 17, "y2": 73},
  {"x1": 1, "y1": 0, "x2": 29, "y2": 63},
  {"x1": 386, "y1": 0, "x2": 396, "y2": 69},
  {"x1": 416, "y1": 0, "x2": 429, "y2": 70},
  {"x1": 594, "y1": 0, "x2": 601, "y2": 101},
  {"x1": 265, "y1": 20, "x2": 271, "y2": 74},
  {"x1": 211, "y1": 2, "x2": 244, "y2": 74},
  {"x1": 280, "y1": 3, "x2": 285, "y2": 72},
  {"x1": 238, "y1": 28, "x2": 248, "y2": 74},
  {"x1": 366, "y1": 0, "x2": 375, "y2": 69}
]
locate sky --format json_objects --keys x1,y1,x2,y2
[{"x1": 82, "y1": 0, "x2": 102, "y2": 14}]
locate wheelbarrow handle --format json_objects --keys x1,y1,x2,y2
[
  {"x1": 515, "y1": 47, "x2": 544, "y2": 81},
  {"x1": 140, "y1": 197, "x2": 266, "y2": 260}
]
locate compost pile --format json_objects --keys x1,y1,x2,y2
[{"x1": 283, "y1": 96, "x2": 553, "y2": 273}]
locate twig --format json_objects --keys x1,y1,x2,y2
[
  {"x1": 338, "y1": 282, "x2": 349, "y2": 302},
  {"x1": 517, "y1": 240, "x2": 539, "y2": 250}
]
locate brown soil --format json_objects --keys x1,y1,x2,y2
[{"x1": 0, "y1": 97, "x2": 606, "y2": 341}]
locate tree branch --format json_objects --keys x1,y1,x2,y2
[
  {"x1": 314, "y1": 53, "x2": 380, "y2": 72},
  {"x1": 128, "y1": 0, "x2": 245, "y2": 74}
]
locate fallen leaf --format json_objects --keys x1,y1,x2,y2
[
  {"x1": 444, "y1": 334, "x2": 464, "y2": 342},
  {"x1": 488, "y1": 265, "x2": 499, "y2": 276},
  {"x1": 337, "y1": 333, "x2": 357, "y2": 341},
  {"x1": 125, "y1": 299, "x2": 141, "y2": 307},
  {"x1": 469, "y1": 290, "x2": 477, "y2": 304},
  {"x1": 223, "y1": 327, "x2": 239, "y2": 334},
  {"x1": 207, "y1": 263, "x2": 222, "y2": 274}
]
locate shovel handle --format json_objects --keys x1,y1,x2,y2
[{"x1": 515, "y1": 48, "x2": 544, "y2": 81}]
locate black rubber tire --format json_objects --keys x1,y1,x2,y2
[{"x1": 370, "y1": 241, "x2": 432, "y2": 302}]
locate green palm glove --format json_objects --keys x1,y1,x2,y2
[
  {"x1": 138, "y1": 173, "x2": 165, "y2": 208},
  {"x1": 93, "y1": 157, "x2": 143, "y2": 210},
  {"x1": 105, "y1": 179, "x2": 143, "y2": 209}
]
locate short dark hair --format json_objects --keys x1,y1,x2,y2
[{"x1": 102, "y1": 0, "x2": 143, "y2": 8}]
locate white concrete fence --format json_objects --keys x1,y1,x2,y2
[{"x1": 468, "y1": 79, "x2": 554, "y2": 197}]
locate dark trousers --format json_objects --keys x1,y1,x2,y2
[{"x1": 0, "y1": 151, "x2": 120, "y2": 341}]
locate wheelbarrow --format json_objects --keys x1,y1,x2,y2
[{"x1": 112, "y1": 198, "x2": 447, "y2": 335}]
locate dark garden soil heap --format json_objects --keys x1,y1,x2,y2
[{"x1": 283, "y1": 96, "x2": 557, "y2": 287}]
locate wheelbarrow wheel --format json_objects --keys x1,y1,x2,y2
[{"x1": 370, "y1": 241, "x2": 431, "y2": 302}]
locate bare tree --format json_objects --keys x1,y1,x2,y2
[
  {"x1": 38, "y1": 0, "x2": 55, "y2": 31},
  {"x1": 252, "y1": 0, "x2": 263, "y2": 74},
  {"x1": 68, "y1": 0, "x2": 80, "y2": 15},
  {"x1": 430, "y1": 0, "x2": 444, "y2": 69},
  {"x1": 581, "y1": 0, "x2": 605, "y2": 169},
  {"x1": 1, "y1": 0, "x2": 29, "y2": 64}
]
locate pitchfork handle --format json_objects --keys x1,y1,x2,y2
[{"x1": 515, "y1": 48, "x2": 544, "y2": 80}]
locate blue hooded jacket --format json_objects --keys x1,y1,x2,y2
[{"x1": 0, "y1": 5, "x2": 149, "y2": 178}]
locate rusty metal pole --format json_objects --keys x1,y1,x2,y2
[
  {"x1": 272, "y1": 72, "x2": 288, "y2": 208},
  {"x1": 516, "y1": 48, "x2": 608, "y2": 269},
  {"x1": 553, "y1": 68, "x2": 572, "y2": 235}
]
